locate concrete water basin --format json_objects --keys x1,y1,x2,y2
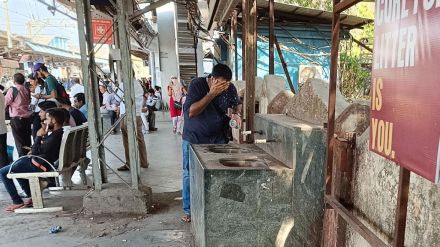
[
  {"x1": 207, "y1": 146, "x2": 246, "y2": 153},
  {"x1": 190, "y1": 144, "x2": 293, "y2": 247},
  {"x1": 219, "y1": 157, "x2": 268, "y2": 168}
]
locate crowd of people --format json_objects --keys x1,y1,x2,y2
[
  {"x1": 0, "y1": 61, "x2": 242, "y2": 221},
  {"x1": 0, "y1": 62, "x2": 165, "y2": 211},
  {"x1": 0, "y1": 63, "x2": 90, "y2": 212}
]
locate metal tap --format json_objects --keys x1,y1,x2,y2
[
  {"x1": 254, "y1": 138, "x2": 278, "y2": 144},
  {"x1": 242, "y1": 130, "x2": 263, "y2": 136}
]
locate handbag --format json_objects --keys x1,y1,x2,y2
[{"x1": 174, "y1": 100, "x2": 182, "y2": 110}]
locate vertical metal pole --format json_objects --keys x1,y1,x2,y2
[
  {"x1": 83, "y1": 0, "x2": 108, "y2": 183},
  {"x1": 268, "y1": 0, "x2": 275, "y2": 74},
  {"x1": 109, "y1": 44, "x2": 115, "y2": 82},
  {"x1": 241, "y1": 0, "x2": 247, "y2": 80},
  {"x1": 393, "y1": 167, "x2": 410, "y2": 247},
  {"x1": 114, "y1": 26, "x2": 123, "y2": 84},
  {"x1": 230, "y1": 10, "x2": 237, "y2": 79},
  {"x1": 232, "y1": 11, "x2": 238, "y2": 81},
  {"x1": 3, "y1": 0, "x2": 12, "y2": 49},
  {"x1": 245, "y1": 0, "x2": 257, "y2": 142},
  {"x1": 75, "y1": 0, "x2": 103, "y2": 190},
  {"x1": 325, "y1": 0, "x2": 341, "y2": 194},
  {"x1": 117, "y1": 0, "x2": 140, "y2": 190}
]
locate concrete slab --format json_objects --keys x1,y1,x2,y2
[{"x1": 83, "y1": 183, "x2": 152, "y2": 215}]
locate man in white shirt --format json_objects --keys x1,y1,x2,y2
[
  {"x1": 117, "y1": 79, "x2": 149, "y2": 171},
  {"x1": 69, "y1": 77, "x2": 84, "y2": 104},
  {"x1": 144, "y1": 89, "x2": 159, "y2": 131}
]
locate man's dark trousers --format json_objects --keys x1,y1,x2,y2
[
  {"x1": 0, "y1": 157, "x2": 43, "y2": 204},
  {"x1": 147, "y1": 106, "x2": 156, "y2": 130},
  {"x1": 10, "y1": 117, "x2": 32, "y2": 157},
  {"x1": 0, "y1": 133, "x2": 8, "y2": 167}
]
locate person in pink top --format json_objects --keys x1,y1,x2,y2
[{"x1": 5, "y1": 73, "x2": 32, "y2": 157}]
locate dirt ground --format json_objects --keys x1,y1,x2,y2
[{"x1": 0, "y1": 190, "x2": 194, "y2": 247}]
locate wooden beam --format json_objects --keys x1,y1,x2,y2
[
  {"x1": 76, "y1": 0, "x2": 106, "y2": 189},
  {"x1": 268, "y1": 0, "x2": 275, "y2": 74},
  {"x1": 352, "y1": 37, "x2": 373, "y2": 53},
  {"x1": 118, "y1": 0, "x2": 141, "y2": 190},
  {"x1": 334, "y1": 0, "x2": 363, "y2": 14},
  {"x1": 274, "y1": 36, "x2": 295, "y2": 94},
  {"x1": 325, "y1": 195, "x2": 388, "y2": 247},
  {"x1": 325, "y1": 1, "x2": 341, "y2": 195},
  {"x1": 393, "y1": 167, "x2": 411, "y2": 247},
  {"x1": 244, "y1": 0, "x2": 257, "y2": 142}
]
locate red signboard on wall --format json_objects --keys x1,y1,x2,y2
[
  {"x1": 92, "y1": 19, "x2": 113, "y2": 44},
  {"x1": 370, "y1": 1, "x2": 440, "y2": 183}
]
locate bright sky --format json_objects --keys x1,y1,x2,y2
[{"x1": 0, "y1": 0, "x2": 79, "y2": 46}]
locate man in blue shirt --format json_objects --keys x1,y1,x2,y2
[
  {"x1": 180, "y1": 64, "x2": 241, "y2": 223},
  {"x1": 73, "y1": 93, "x2": 88, "y2": 120}
]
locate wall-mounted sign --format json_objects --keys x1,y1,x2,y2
[
  {"x1": 370, "y1": 0, "x2": 440, "y2": 183},
  {"x1": 92, "y1": 19, "x2": 113, "y2": 44}
]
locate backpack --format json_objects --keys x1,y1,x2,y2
[
  {"x1": 44, "y1": 76, "x2": 70, "y2": 100},
  {"x1": 55, "y1": 82, "x2": 70, "y2": 100}
]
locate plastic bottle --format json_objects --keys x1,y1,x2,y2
[{"x1": 49, "y1": 226, "x2": 62, "y2": 234}]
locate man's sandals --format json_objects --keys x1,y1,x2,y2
[
  {"x1": 4, "y1": 199, "x2": 33, "y2": 212},
  {"x1": 180, "y1": 214, "x2": 191, "y2": 223}
]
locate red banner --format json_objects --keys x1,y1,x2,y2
[
  {"x1": 370, "y1": 0, "x2": 440, "y2": 183},
  {"x1": 92, "y1": 19, "x2": 113, "y2": 44}
]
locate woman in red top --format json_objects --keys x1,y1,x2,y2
[{"x1": 167, "y1": 77, "x2": 182, "y2": 133}]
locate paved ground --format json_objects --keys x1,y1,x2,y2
[{"x1": 0, "y1": 112, "x2": 193, "y2": 247}]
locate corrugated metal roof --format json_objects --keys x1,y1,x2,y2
[
  {"x1": 256, "y1": 0, "x2": 372, "y2": 29},
  {"x1": 208, "y1": 0, "x2": 372, "y2": 30},
  {"x1": 25, "y1": 41, "x2": 108, "y2": 64}
]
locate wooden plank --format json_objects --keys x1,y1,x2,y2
[
  {"x1": 268, "y1": 0, "x2": 274, "y2": 74},
  {"x1": 322, "y1": 208, "x2": 338, "y2": 247},
  {"x1": 331, "y1": 133, "x2": 356, "y2": 247},
  {"x1": 325, "y1": 195, "x2": 388, "y2": 247},
  {"x1": 274, "y1": 36, "x2": 295, "y2": 93},
  {"x1": 334, "y1": 0, "x2": 363, "y2": 14},
  {"x1": 7, "y1": 172, "x2": 59, "y2": 179},
  {"x1": 244, "y1": 0, "x2": 257, "y2": 142},
  {"x1": 15, "y1": 207, "x2": 63, "y2": 214},
  {"x1": 393, "y1": 167, "x2": 411, "y2": 247}
]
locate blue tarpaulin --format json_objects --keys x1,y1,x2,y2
[{"x1": 228, "y1": 23, "x2": 349, "y2": 92}]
